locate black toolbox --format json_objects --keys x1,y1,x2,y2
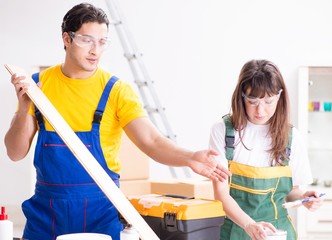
[{"x1": 128, "y1": 194, "x2": 225, "y2": 240}]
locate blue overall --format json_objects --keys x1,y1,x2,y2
[{"x1": 22, "y1": 74, "x2": 123, "y2": 240}]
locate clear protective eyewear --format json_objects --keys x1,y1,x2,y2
[
  {"x1": 68, "y1": 31, "x2": 111, "y2": 49},
  {"x1": 242, "y1": 89, "x2": 283, "y2": 107}
]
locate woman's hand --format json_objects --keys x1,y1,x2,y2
[
  {"x1": 302, "y1": 191, "x2": 325, "y2": 211},
  {"x1": 244, "y1": 221, "x2": 277, "y2": 240}
]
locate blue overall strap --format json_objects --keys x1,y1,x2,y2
[
  {"x1": 32, "y1": 72, "x2": 39, "y2": 83},
  {"x1": 222, "y1": 114, "x2": 234, "y2": 160},
  {"x1": 92, "y1": 76, "x2": 119, "y2": 127},
  {"x1": 31, "y1": 73, "x2": 45, "y2": 129}
]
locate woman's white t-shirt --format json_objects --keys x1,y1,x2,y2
[{"x1": 209, "y1": 119, "x2": 313, "y2": 186}]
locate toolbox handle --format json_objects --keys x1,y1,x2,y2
[{"x1": 164, "y1": 194, "x2": 194, "y2": 199}]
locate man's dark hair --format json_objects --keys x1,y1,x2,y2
[{"x1": 61, "y1": 3, "x2": 109, "y2": 34}]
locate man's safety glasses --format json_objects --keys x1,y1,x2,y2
[{"x1": 68, "y1": 31, "x2": 110, "y2": 49}]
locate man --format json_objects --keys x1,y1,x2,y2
[{"x1": 5, "y1": 3, "x2": 230, "y2": 240}]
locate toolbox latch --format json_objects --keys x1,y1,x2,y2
[{"x1": 164, "y1": 212, "x2": 177, "y2": 232}]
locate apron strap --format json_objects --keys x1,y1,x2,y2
[
  {"x1": 222, "y1": 114, "x2": 234, "y2": 160},
  {"x1": 283, "y1": 126, "x2": 293, "y2": 165},
  {"x1": 286, "y1": 127, "x2": 292, "y2": 157},
  {"x1": 92, "y1": 76, "x2": 119, "y2": 129},
  {"x1": 222, "y1": 114, "x2": 294, "y2": 164}
]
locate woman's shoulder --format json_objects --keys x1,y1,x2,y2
[
  {"x1": 212, "y1": 117, "x2": 227, "y2": 128},
  {"x1": 210, "y1": 117, "x2": 227, "y2": 139},
  {"x1": 289, "y1": 126, "x2": 305, "y2": 145}
]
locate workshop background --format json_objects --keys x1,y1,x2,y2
[{"x1": 1, "y1": 1, "x2": 332, "y2": 239}]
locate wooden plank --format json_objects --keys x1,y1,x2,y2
[{"x1": 4, "y1": 64, "x2": 159, "y2": 240}]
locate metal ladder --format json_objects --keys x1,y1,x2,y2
[{"x1": 105, "y1": 0, "x2": 191, "y2": 178}]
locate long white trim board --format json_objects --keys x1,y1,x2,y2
[{"x1": 4, "y1": 64, "x2": 159, "y2": 240}]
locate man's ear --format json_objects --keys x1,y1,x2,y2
[{"x1": 63, "y1": 32, "x2": 71, "y2": 49}]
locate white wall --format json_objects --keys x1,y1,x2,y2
[{"x1": 2, "y1": 0, "x2": 332, "y2": 205}]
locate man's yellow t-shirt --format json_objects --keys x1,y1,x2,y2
[{"x1": 29, "y1": 64, "x2": 146, "y2": 173}]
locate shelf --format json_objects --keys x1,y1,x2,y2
[
  {"x1": 308, "y1": 185, "x2": 332, "y2": 193},
  {"x1": 309, "y1": 111, "x2": 332, "y2": 114},
  {"x1": 297, "y1": 66, "x2": 332, "y2": 239},
  {"x1": 308, "y1": 148, "x2": 332, "y2": 151},
  {"x1": 309, "y1": 67, "x2": 332, "y2": 76}
]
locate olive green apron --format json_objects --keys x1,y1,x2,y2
[{"x1": 220, "y1": 115, "x2": 297, "y2": 240}]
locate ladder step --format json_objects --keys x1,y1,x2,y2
[
  {"x1": 124, "y1": 52, "x2": 143, "y2": 60},
  {"x1": 145, "y1": 106, "x2": 159, "y2": 113},
  {"x1": 110, "y1": 20, "x2": 122, "y2": 26},
  {"x1": 135, "y1": 80, "x2": 155, "y2": 87},
  {"x1": 145, "y1": 106, "x2": 166, "y2": 113},
  {"x1": 134, "y1": 80, "x2": 148, "y2": 87}
]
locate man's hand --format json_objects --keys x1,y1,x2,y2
[
  {"x1": 189, "y1": 149, "x2": 231, "y2": 182},
  {"x1": 11, "y1": 74, "x2": 32, "y2": 111}
]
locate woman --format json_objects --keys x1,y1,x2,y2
[{"x1": 209, "y1": 59, "x2": 324, "y2": 240}]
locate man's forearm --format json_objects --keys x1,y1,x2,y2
[
  {"x1": 142, "y1": 135, "x2": 192, "y2": 167},
  {"x1": 5, "y1": 112, "x2": 36, "y2": 161}
]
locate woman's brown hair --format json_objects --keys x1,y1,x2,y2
[{"x1": 230, "y1": 59, "x2": 290, "y2": 165}]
